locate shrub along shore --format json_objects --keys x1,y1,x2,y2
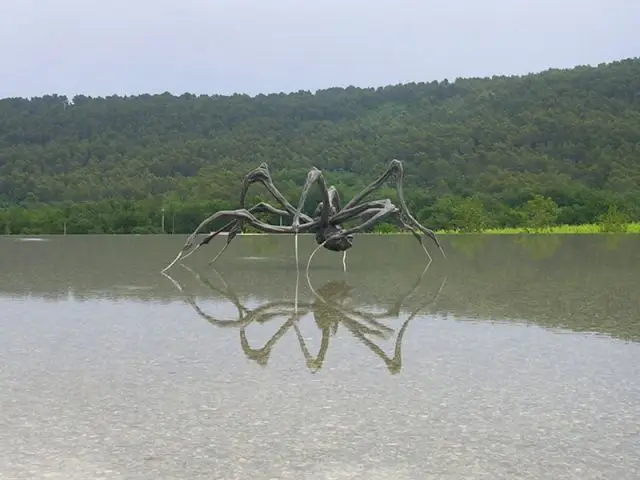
[{"x1": 435, "y1": 223, "x2": 640, "y2": 234}]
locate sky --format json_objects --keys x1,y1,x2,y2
[{"x1": 1, "y1": 0, "x2": 639, "y2": 99}]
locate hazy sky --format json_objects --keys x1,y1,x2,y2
[{"x1": 1, "y1": 0, "x2": 638, "y2": 98}]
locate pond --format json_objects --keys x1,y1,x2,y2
[{"x1": 1, "y1": 234, "x2": 639, "y2": 479}]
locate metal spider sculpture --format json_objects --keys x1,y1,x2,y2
[
  {"x1": 162, "y1": 261, "x2": 446, "y2": 374},
  {"x1": 162, "y1": 159, "x2": 445, "y2": 272}
]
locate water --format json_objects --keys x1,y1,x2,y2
[{"x1": 1, "y1": 234, "x2": 639, "y2": 479}]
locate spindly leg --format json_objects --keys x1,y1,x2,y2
[
  {"x1": 342, "y1": 159, "x2": 444, "y2": 257},
  {"x1": 337, "y1": 202, "x2": 402, "y2": 272},
  {"x1": 330, "y1": 200, "x2": 393, "y2": 273},
  {"x1": 342, "y1": 162, "x2": 399, "y2": 210},
  {"x1": 188, "y1": 202, "x2": 296, "y2": 265},
  {"x1": 312, "y1": 185, "x2": 343, "y2": 218},
  {"x1": 165, "y1": 161, "x2": 312, "y2": 273},
  {"x1": 331, "y1": 199, "x2": 398, "y2": 225},
  {"x1": 334, "y1": 201, "x2": 397, "y2": 272},
  {"x1": 310, "y1": 201, "x2": 433, "y2": 273},
  {"x1": 162, "y1": 208, "x2": 319, "y2": 272},
  {"x1": 229, "y1": 163, "x2": 315, "y2": 246},
  {"x1": 305, "y1": 201, "x2": 399, "y2": 274},
  {"x1": 349, "y1": 203, "x2": 433, "y2": 262},
  {"x1": 292, "y1": 167, "x2": 333, "y2": 268},
  {"x1": 203, "y1": 201, "x2": 294, "y2": 265},
  {"x1": 347, "y1": 205, "x2": 433, "y2": 264},
  {"x1": 340, "y1": 200, "x2": 399, "y2": 236},
  {"x1": 394, "y1": 213, "x2": 433, "y2": 263},
  {"x1": 203, "y1": 200, "x2": 291, "y2": 246},
  {"x1": 239, "y1": 163, "x2": 313, "y2": 223},
  {"x1": 214, "y1": 163, "x2": 316, "y2": 252}
]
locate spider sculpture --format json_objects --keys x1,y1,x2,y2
[{"x1": 162, "y1": 158, "x2": 445, "y2": 272}]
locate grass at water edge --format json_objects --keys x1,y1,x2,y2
[{"x1": 431, "y1": 223, "x2": 640, "y2": 235}]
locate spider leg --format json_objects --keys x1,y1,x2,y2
[
  {"x1": 339, "y1": 200, "x2": 399, "y2": 235},
  {"x1": 296, "y1": 199, "x2": 398, "y2": 272},
  {"x1": 334, "y1": 203, "x2": 394, "y2": 272},
  {"x1": 352, "y1": 206, "x2": 433, "y2": 263},
  {"x1": 330, "y1": 200, "x2": 396, "y2": 224},
  {"x1": 312, "y1": 200, "x2": 433, "y2": 272},
  {"x1": 214, "y1": 163, "x2": 317, "y2": 255},
  {"x1": 312, "y1": 185, "x2": 343, "y2": 222},
  {"x1": 240, "y1": 163, "x2": 313, "y2": 222},
  {"x1": 204, "y1": 201, "x2": 293, "y2": 265},
  {"x1": 306, "y1": 200, "x2": 399, "y2": 274},
  {"x1": 222, "y1": 163, "x2": 315, "y2": 253},
  {"x1": 162, "y1": 208, "x2": 319, "y2": 272},
  {"x1": 320, "y1": 187, "x2": 347, "y2": 271},
  {"x1": 342, "y1": 159, "x2": 444, "y2": 258},
  {"x1": 394, "y1": 213, "x2": 433, "y2": 263},
  {"x1": 292, "y1": 167, "x2": 334, "y2": 268},
  {"x1": 165, "y1": 161, "x2": 314, "y2": 272}
]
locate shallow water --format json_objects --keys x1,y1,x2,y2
[{"x1": 1, "y1": 234, "x2": 639, "y2": 479}]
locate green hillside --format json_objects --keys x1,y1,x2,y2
[{"x1": 1, "y1": 58, "x2": 639, "y2": 234}]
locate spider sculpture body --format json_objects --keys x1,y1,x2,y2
[{"x1": 162, "y1": 159, "x2": 445, "y2": 272}]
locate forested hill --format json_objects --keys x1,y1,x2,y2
[{"x1": 1, "y1": 58, "x2": 639, "y2": 234}]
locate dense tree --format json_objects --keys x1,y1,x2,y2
[
  {"x1": 1, "y1": 58, "x2": 639, "y2": 234},
  {"x1": 520, "y1": 195, "x2": 560, "y2": 232}
]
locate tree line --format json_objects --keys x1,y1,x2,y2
[{"x1": 1, "y1": 58, "x2": 639, "y2": 234}]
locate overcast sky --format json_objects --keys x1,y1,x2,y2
[{"x1": 1, "y1": 0, "x2": 638, "y2": 99}]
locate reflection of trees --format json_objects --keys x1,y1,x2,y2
[
  {"x1": 601, "y1": 234, "x2": 627, "y2": 252},
  {"x1": 163, "y1": 262, "x2": 446, "y2": 374},
  {"x1": 513, "y1": 234, "x2": 562, "y2": 260},
  {"x1": 450, "y1": 235, "x2": 488, "y2": 259},
  {"x1": 451, "y1": 232, "x2": 565, "y2": 262},
  {"x1": 240, "y1": 234, "x2": 282, "y2": 257}
]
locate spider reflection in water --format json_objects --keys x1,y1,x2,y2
[{"x1": 162, "y1": 262, "x2": 446, "y2": 374}]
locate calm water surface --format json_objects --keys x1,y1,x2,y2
[{"x1": 0, "y1": 234, "x2": 639, "y2": 479}]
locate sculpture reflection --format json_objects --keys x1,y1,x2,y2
[{"x1": 163, "y1": 262, "x2": 446, "y2": 374}]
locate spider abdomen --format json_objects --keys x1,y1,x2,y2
[{"x1": 315, "y1": 225, "x2": 353, "y2": 252}]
